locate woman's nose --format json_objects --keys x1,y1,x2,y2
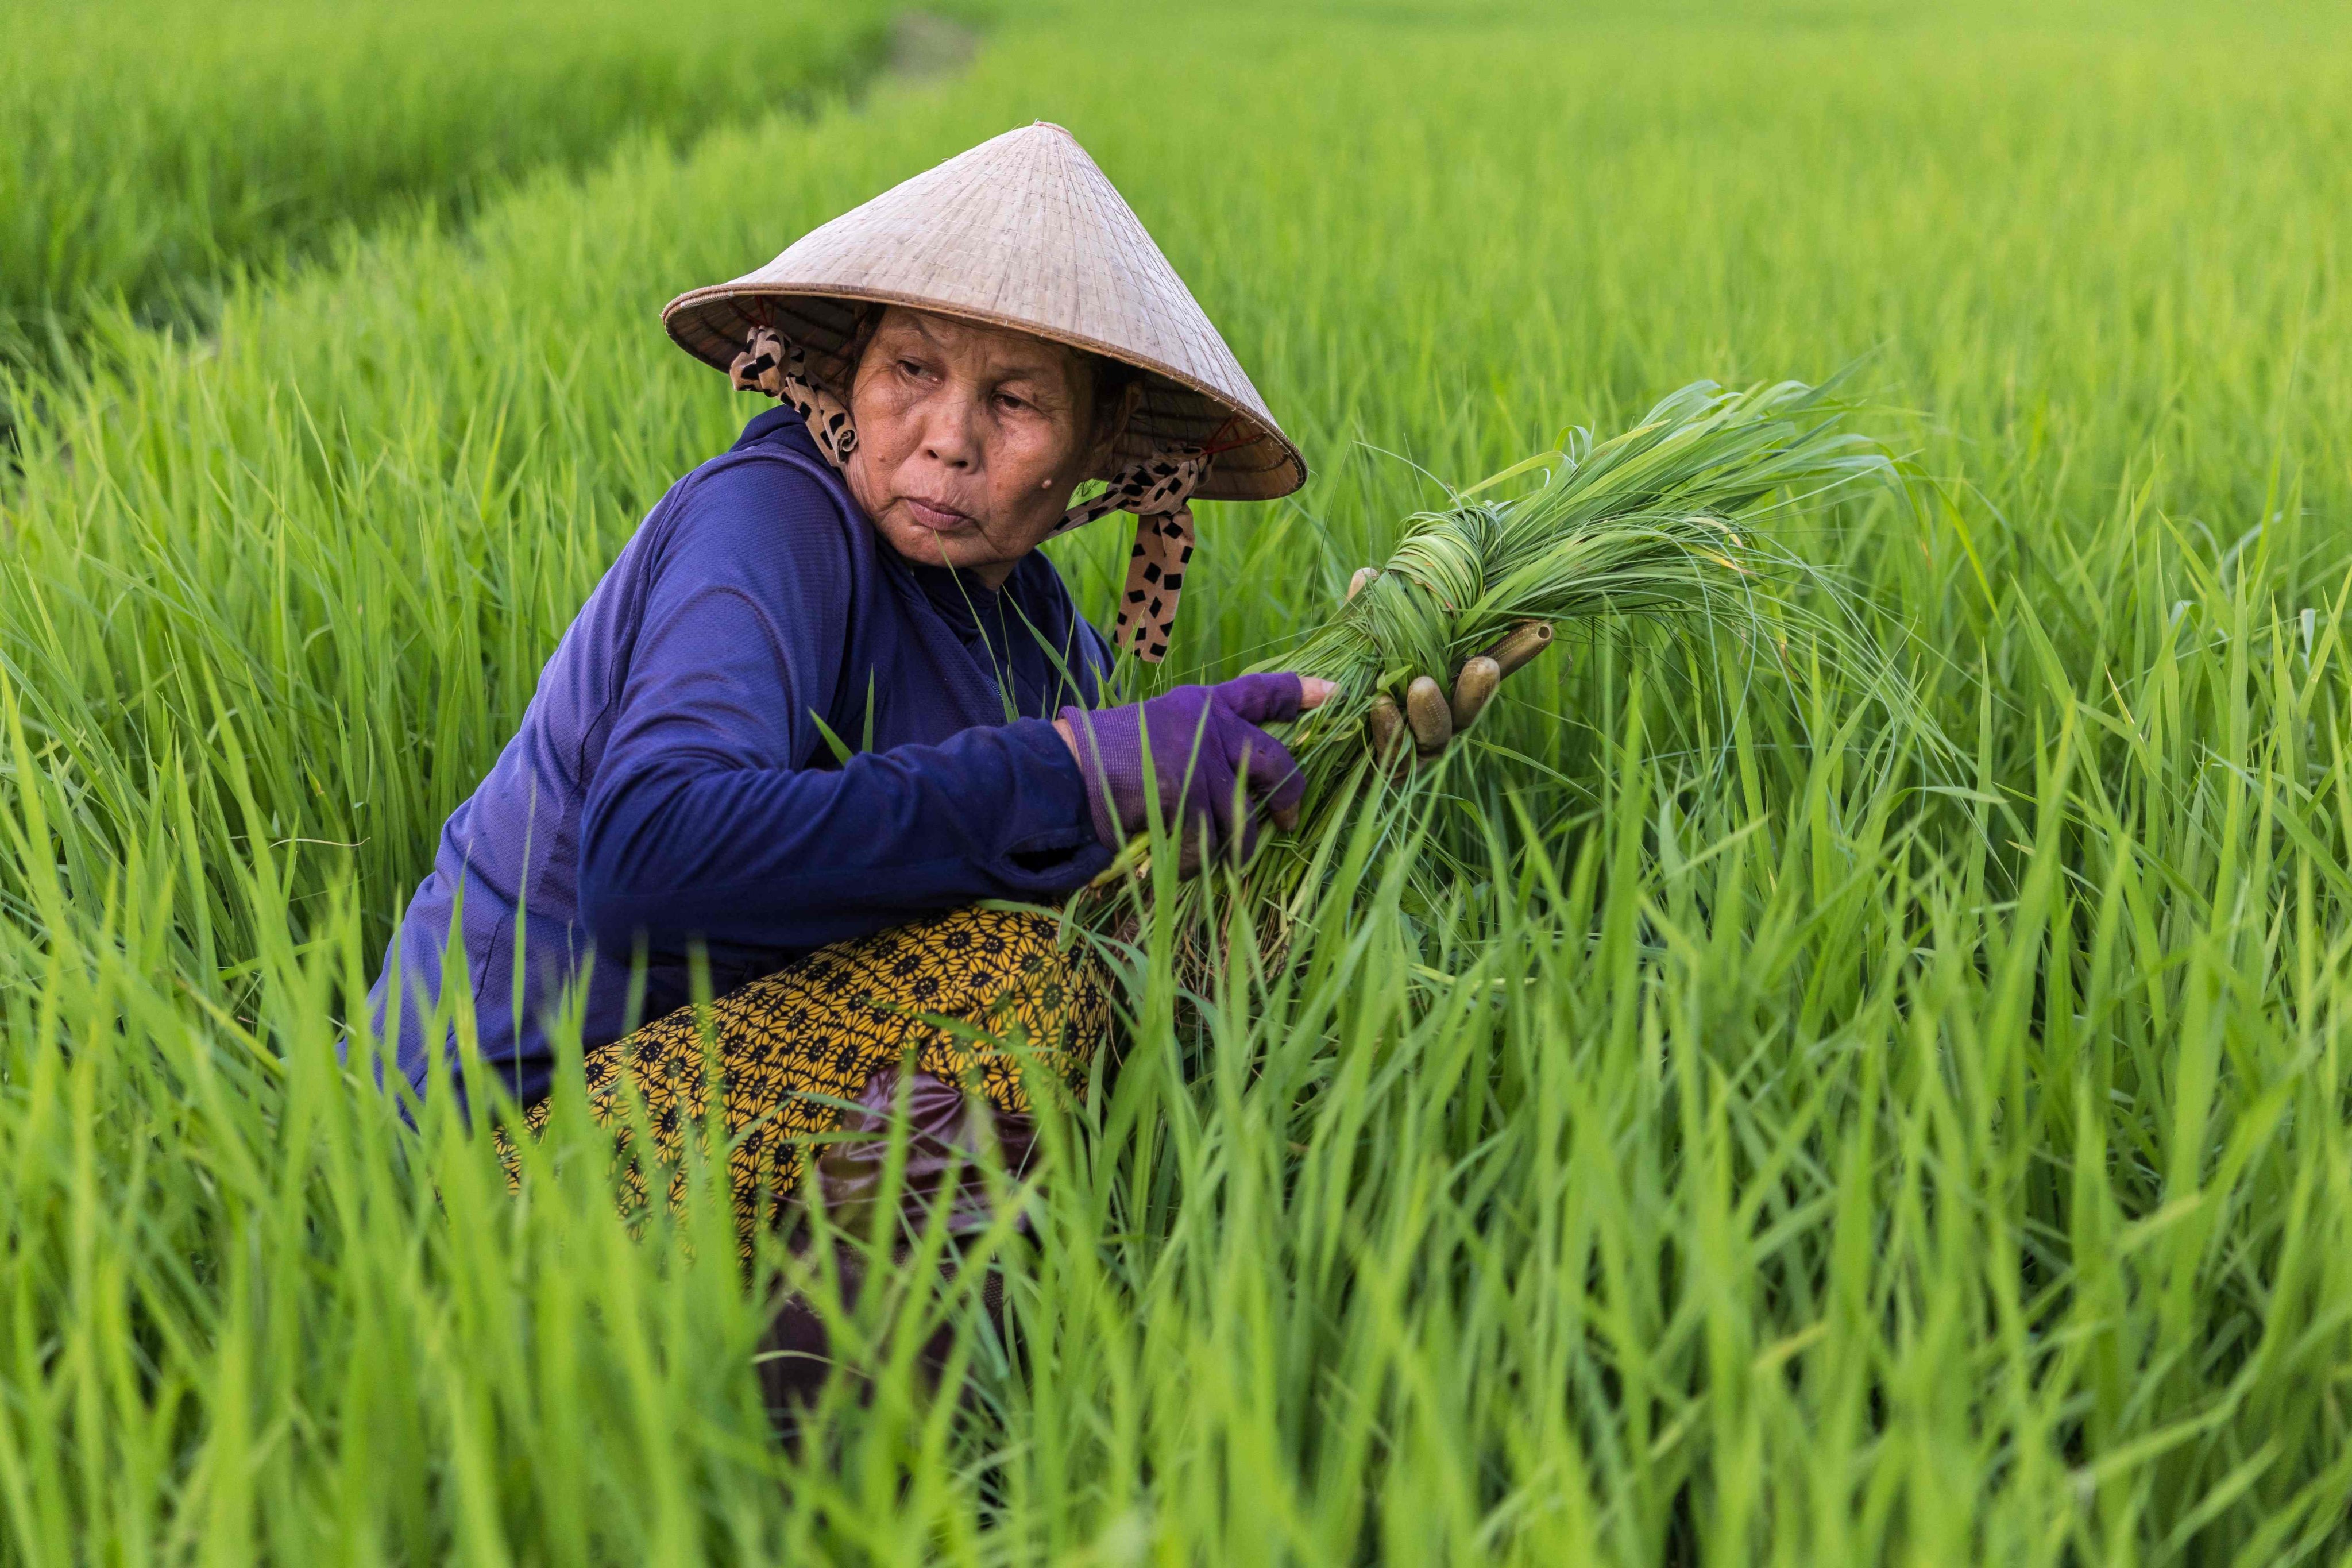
[{"x1": 920, "y1": 399, "x2": 982, "y2": 469}]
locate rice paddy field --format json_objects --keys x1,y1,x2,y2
[{"x1": 5, "y1": 0, "x2": 2352, "y2": 1559}]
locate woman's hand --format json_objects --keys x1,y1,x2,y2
[
  {"x1": 1058, "y1": 673, "x2": 1336, "y2": 870},
  {"x1": 1347, "y1": 567, "x2": 1557, "y2": 773}
]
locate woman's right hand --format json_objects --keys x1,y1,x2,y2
[
  {"x1": 1345, "y1": 569, "x2": 1557, "y2": 773},
  {"x1": 1057, "y1": 673, "x2": 1335, "y2": 870}
]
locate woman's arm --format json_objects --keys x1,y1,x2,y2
[{"x1": 575, "y1": 458, "x2": 1108, "y2": 961}]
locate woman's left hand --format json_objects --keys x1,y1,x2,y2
[{"x1": 1059, "y1": 673, "x2": 1337, "y2": 870}]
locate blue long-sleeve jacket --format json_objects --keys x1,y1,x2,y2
[{"x1": 367, "y1": 406, "x2": 1115, "y2": 1104}]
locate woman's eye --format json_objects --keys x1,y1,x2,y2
[
  {"x1": 898, "y1": 359, "x2": 925, "y2": 377},
  {"x1": 994, "y1": 392, "x2": 1029, "y2": 412}
]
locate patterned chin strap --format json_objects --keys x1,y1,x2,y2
[{"x1": 731, "y1": 325, "x2": 1208, "y2": 663}]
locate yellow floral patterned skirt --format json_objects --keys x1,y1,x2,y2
[{"x1": 496, "y1": 906, "x2": 1109, "y2": 1253}]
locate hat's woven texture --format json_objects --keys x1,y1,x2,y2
[{"x1": 663, "y1": 123, "x2": 1306, "y2": 504}]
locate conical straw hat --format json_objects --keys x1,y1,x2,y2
[{"x1": 663, "y1": 122, "x2": 1306, "y2": 504}]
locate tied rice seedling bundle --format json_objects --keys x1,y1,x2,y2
[{"x1": 1088, "y1": 377, "x2": 1936, "y2": 949}]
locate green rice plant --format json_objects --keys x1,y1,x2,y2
[
  {"x1": 1280, "y1": 379, "x2": 1887, "y2": 712},
  {"x1": 1096, "y1": 378, "x2": 1949, "y2": 948}
]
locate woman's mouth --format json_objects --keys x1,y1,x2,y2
[{"x1": 903, "y1": 495, "x2": 975, "y2": 532}]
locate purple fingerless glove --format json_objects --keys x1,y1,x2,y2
[{"x1": 1059, "y1": 672, "x2": 1309, "y2": 864}]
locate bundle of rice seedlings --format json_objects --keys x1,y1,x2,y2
[{"x1": 1088, "y1": 376, "x2": 1930, "y2": 952}]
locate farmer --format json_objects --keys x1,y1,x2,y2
[{"x1": 367, "y1": 124, "x2": 1521, "y2": 1364}]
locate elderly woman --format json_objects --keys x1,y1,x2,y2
[
  {"x1": 369, "y1": 123, "x2": 1331, "y2": 1247},
  {"x1": 369, "y1": 125, "x2": 1515, "y2": 1331}
]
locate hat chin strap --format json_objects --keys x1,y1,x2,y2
[
  {"x1": 731, "y1": 327, "x2": 859, "y2": 466},
  {"x1": 732, "y1": 326, "x2": 1207, "y2": 664}
]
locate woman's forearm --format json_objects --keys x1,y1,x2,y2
[{"x1": 576, "y1": 716, "x2": 1108, "y2": 959}]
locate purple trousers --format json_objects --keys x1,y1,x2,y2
[{"x1": 758, "y1": 1065, "x2": 1039, "y2": 1422}]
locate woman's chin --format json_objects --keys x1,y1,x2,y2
[{"x1": 878, "y1": 516, "x2": 974, "y2": 571}]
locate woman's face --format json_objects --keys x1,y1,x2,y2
[{"x1": 843, "y1": 307, "x2": 1125, "y2": 588}]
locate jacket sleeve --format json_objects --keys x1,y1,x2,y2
[{"x1": 576, "y1": 458, "x2": 1110, "y2": 960}]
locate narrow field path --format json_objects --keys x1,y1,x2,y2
[{"x1": 0, "y1": 0, "x2": 920, "y2": 381}]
